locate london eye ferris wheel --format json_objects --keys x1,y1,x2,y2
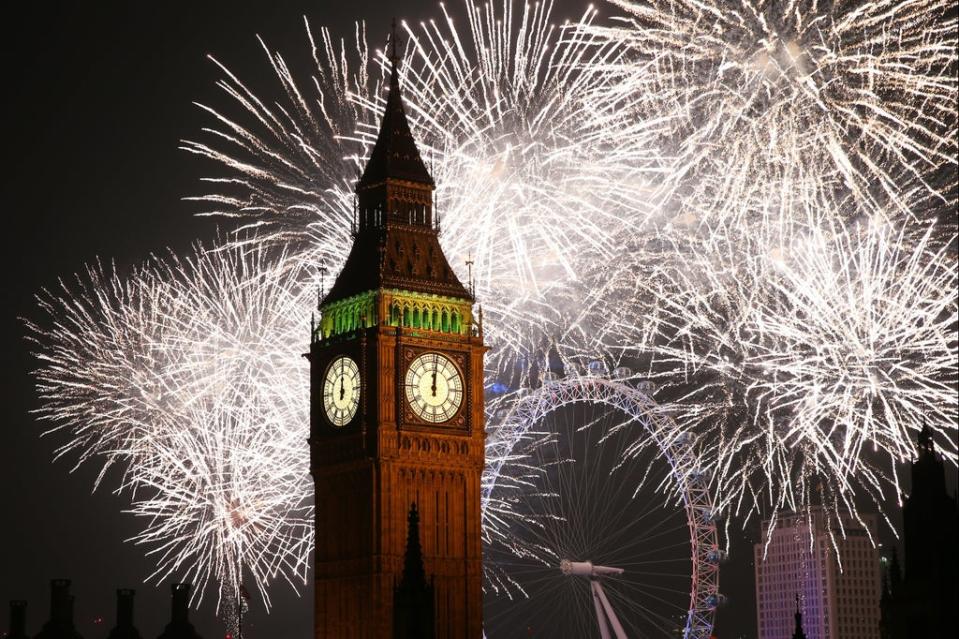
[{"x1": 482, "y1": 365, "x2": 724, "y2": 638}]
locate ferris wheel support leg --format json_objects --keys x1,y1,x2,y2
[
  {"x1": 591, "y1": 580, "x2": 613, "y2": 639},
  {"x1": 592, "y1": 580, "x2": 628, "y2": 639}
]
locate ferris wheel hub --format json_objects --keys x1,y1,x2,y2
[{"x1": 560, "y1": 559, "x2": 624, "y2": 578}]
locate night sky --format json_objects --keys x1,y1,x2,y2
[{"x1": 1, "y1": 3, "x2": 938, "y2": 639}]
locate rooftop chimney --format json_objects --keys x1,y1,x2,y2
[
  {"x1": 8, "y1": 600, "x2": 28, "y2": 639},
  {"x1": 107, "y1": 589, "x2": 142, "y2": 639},
  {"x1": 117, "y1": 589, "x2": 133, "y2": 627},
  {"x1": 157, "y1": 583, "x2": 202, "y2": 639},
  {"x1": 50, "y1": 579, "x2": 72, "y2": 626},
  {"x1": 35, "y1": 579, "x2": 82, "y2": 639}
]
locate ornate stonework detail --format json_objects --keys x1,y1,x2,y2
[{"x1": 397, "y1": 434, "x2": 472, "y2": 460}]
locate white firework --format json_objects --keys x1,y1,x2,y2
[
  {"x1": 578, "y1": 0, "x2": 958, "y2": 531},
  {"x1": 591, "y1": 207, "x2": 957, "y2": 535},
  {"x1": 28, "y1": 241, "x2": 315, "y2": 607},
  {"x1": 589, "y1": 0, "x2": 958, "y2": 229}
]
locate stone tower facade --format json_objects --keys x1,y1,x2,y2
[{"x1": 308, "y1": 35, "x2": 486, "y2": 639}]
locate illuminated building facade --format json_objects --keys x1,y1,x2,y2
[{"x1": 755, "y1": 508, "x2": 881, "y2": 639}]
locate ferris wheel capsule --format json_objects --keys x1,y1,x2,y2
[
  {"x1": 588, "y1": 360, "x2": 609, "y2": 375},
  {"x1": 635, "y1": 380, "x2": 657, "y2": 394},
  {"x1": 564, "y1": 363, "x2": 584, "y2": 377},
  {"x1": 697, "y1": 508, "x2": 718, "y2": 523},
  {"x1": 706, "y1": 549, "x2": 728, "y2": 563},
  {"x1": 673, "y1": 431, "x2": 695, "y2": 446},
  {"x1": 705, "y1": 593, "x2": 727, "y2": 608},
  {"x1": 689, "y1": 468, "x2": 711, "y2": 484}
]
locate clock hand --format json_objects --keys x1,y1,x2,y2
[
  {"x1": 339, "y1": 376, "x2": 345, "y2": 401},
  {"x1": 431, "y1": 370, "x2": 437, "y2": 397}
]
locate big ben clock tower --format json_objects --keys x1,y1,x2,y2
[{"x1": 308, "y1": 36, "x2": 486, "y2": 639}]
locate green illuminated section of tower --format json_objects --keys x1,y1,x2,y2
[{"x1": 315, "y1": 289, "x2": 473, "y2": 341}]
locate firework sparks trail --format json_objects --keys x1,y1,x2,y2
[
  {"x1": 127, "y1": 399, "x2": 312, "y2": 606},
  {"x1": 27, "y1": 260, "x2": 169, "y2": 482},
  {"x1": 27, "y1": 242, "x2": 315, "y2": 607},
  {"x1": 587, "y1": 206, "x2": 957, "y2": 539},
  {"x1": 759, "y1": 220, "x2": 957, "y2": 466},
  {"x1": 575, "y1": 0, "x2": 959, "y2": 537}
]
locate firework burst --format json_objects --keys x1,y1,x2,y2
[
  {"x1": 578, "y1": 0, "x2": 958, "y2": 532},
  {"x1": 27, "y1": 241, "x2": 315, "y2": 607},
  {"x1": 590, "y1": 0, "x2": 958, "y2": 229},
  {"x1": 589, "y1": 205, "x2": 957, "y2": 536}
]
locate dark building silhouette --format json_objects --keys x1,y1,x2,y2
[
  {"x1": 7, "y1": 600, "x2": 29, "y2": 639},
  {"x1": 792, "y1": 595, "x2": 807, "y2": 639},
  {"x1": 309, "y1": 22, "x2": 486, "y2": 639},
  {"x1": 107, "y1": 589, "x2": 142, "y2": 639},
  {"x1": 155, "y1": 584, "x2": 202, "y2": 639},
  {"x1": 34, "y1": 579, "x2": 82, "y2": 639},
  {"x1": 880, "y1": 424, "x2": 959, "y2": 638},
  {"x1": 394, "y1": 503, "x2": 435, "y2": 639}
]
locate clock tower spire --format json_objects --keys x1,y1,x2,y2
[{"x1": 308, "y1": 25, "x2": 486, "y2": 638}]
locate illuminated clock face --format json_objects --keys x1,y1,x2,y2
[
  {"x1": 323, "y1": 356, "x2": 360, "y2": 427},
  {"x1": 405, "y1": 352, "x2": 464, "y2": 424}
]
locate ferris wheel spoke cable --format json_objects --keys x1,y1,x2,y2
[{"x1": 546, "y1": 411, "x2": 674, "y2": 550}]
